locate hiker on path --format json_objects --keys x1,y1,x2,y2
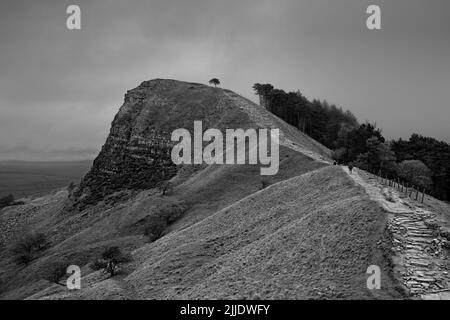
[{"x1": 348, "y1": 164, "x2": 354, "y2": 173}]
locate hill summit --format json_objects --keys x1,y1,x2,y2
[{"x1": 68, "y1": 79, "x2": 331, "y2": 210}]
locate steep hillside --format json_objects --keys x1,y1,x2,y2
[
  {"x1": 0, "y1": 79, "x2": 332, "y2": 299},
  {"x1": 68, "y1": 79, "x2": 331, "y2": 210},
  {"x1": 26, "y1": 167, "x2": 405, "y2": 300},
  {"x1": 126, "y1": 167, "x2": 404, "y2": 300}
]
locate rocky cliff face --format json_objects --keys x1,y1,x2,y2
[
  {"x1": 67, "y1": 78, "x2": 332, "y2": 210},
  {"x1": 68, "y1": 79, "x2": 252, "y2": 210}
]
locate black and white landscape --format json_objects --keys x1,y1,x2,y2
[{"x1": 0, "y1": 0, "x2": 449, "y2": 302}]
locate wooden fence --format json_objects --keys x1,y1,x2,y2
[{"x1": 364, "y1": 169, "x2": 428, "y2": 204}]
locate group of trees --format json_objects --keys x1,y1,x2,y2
[
  {"x1": 392, "y1": 135, "x2": 450, "y2": 200},
  {"x1": 342, "y1": 131, "x2": 450, "y2": 200},
  {"x1": 253, "y1": 83, "x2": 450, "y2": 201},
  {"x1": 253, "y1": 83, "x2": 359, "y2": 148}
]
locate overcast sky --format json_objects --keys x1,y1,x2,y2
[{"x1": 0, "y1": 0, "x2": 449, "y2": 161}]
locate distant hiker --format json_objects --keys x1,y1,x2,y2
[
  {"x1": 348, "y1": 164, "x2": 354, "y2": 173},
  {"x1": 333, "y1": 161, "x2": 337, "y2": 166}
]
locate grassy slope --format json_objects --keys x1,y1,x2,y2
[
  {"x1": 25, "y1": 166, "x2": 405, "y2": 300},
  {"x1": 0, "y1": 147, "x2": 325, "y2": 299},
  {"x1": 170, "y1": 146, "x2": 326, "y2": 231},
  {"x1": 122, "y1": 166, "x2": 404, "y2": 300}
]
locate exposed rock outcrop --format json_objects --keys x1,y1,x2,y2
[
  {"x1": 67, "y1": 79, "x2": 255, "y2": 210},
  {"x1": 66, "y1": 78, "x2": 332, "y2": 211}
]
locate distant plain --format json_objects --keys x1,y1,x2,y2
[{"x1": 0, "y1": 160, "x2": 92, "y2": 199}]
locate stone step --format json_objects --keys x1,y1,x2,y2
[
  {"x1": 405, "y1": 227, "x2": 432, "y2": 231},
  {"x1": 405, "y1": 239, "x2": 430, "y2": 246},
  {"x1": 406, "y1": 233, "x2": 434, "y2": 238},
  {"x1": 407, "y1": 237, "x2": 433, "y2": 244},
  {"x1": 405, "y1": 243, "x2": 427, "y2": 249},
  {"x1": 406, "y1": 244, "x2": 423, "y2": 251},
  {"x1": 405, "y1": 254, "x2": 431, "y2": 261},
  {"x1": 409, "y1": 259, "x2": 431, "y2": 267},
  {"x1": 404, "y1": 249, "x2": 424, "y2": 255},
  {"x1": 415, "y1": 277, "x2": 436, "y2": 283},
  {"x1": 406, "y1": 226, "x2": 432, "y2": 231}
]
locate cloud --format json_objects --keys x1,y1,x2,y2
[{"x1": 0, "y1": 0, "x2": 449, "y2": 161}]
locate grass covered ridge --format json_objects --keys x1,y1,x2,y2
[{"x1": 122, "y1": 166, "x2": 405, "y2": 299}]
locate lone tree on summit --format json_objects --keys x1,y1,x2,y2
[{"x1": 209, "y1": 78, "x2": 220, "y2": 87}]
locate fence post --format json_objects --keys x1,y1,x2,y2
[
  {"x1": 415, "y1": 188, "x2": 419, "y2": 200},
  {"x1": 421, "y1": 188, "x2": 425, "y2": 203}
]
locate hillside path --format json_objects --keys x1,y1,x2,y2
[{"x1": 342, "y1": 166, "x2": 450, "y2": 300}]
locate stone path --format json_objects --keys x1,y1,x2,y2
[{"x1": 343, "y1": 167, "x2": 450, "y2": 300}]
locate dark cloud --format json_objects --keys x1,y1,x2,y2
[{"x1": 0, "y1": 0, "x2": 449, "y2": 160}]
